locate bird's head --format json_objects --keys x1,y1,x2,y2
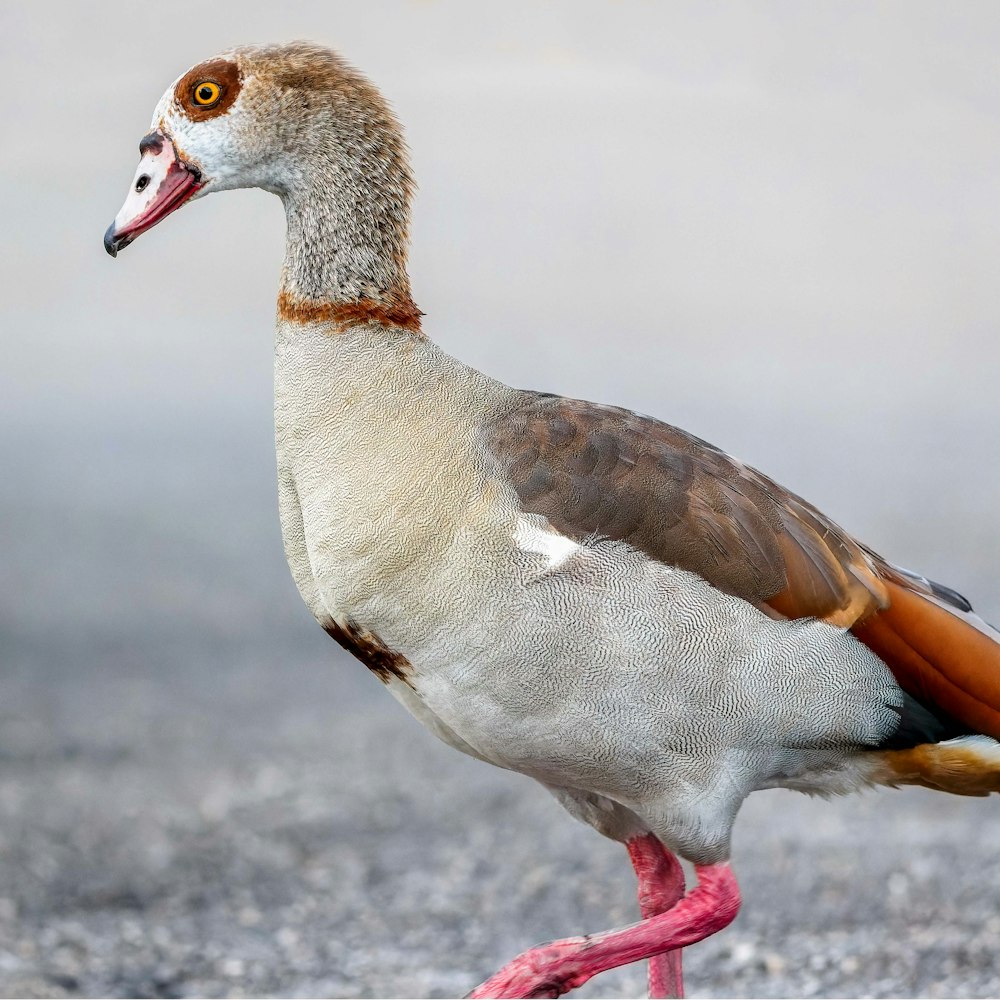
[{"x1": 104, "y1": 42, "x2": 411, "y2": 259}]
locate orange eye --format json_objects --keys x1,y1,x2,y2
[{"x1": 192, "y1": 81, "x2": 222, "y2": 107}]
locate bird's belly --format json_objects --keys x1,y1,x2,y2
[{"x1": 377, "y1": 541, "x2": 903, "y2": 807}]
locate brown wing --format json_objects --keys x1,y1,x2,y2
[
  {"x1": 489, "y1": 393, "x2": 888, "y2": 623},
  {"x1": 487, "y1": 392, "x2": 1000, "y2": 738}
]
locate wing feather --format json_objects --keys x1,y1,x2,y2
[{"x1": 487, "y1": 391, "x2": 1000, "y2": 739}]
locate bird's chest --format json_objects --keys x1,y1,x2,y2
[
  {"x1": 276, "y1": 436, "x2": 499, "y2": 639},
  {"x1": 273, "y1": 322, "x2": 504, "y2": 635},
  {"x1": 275, "y1": 449, "x2": 603, "y2": 778}
]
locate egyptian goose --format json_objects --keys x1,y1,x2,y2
[{"x1": 105, "y1": 42, "x2": 1000, "y2": 999}]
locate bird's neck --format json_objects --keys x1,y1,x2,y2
[{"x1": 276, "y1": 117, "x2": 421, "y2": 333}]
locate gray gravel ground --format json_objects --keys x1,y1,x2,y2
[
  {"x1": 3, "y1": 428, "x2": 1000, "y2": 999},
  {"x1": 5, "y1": 6, "x2": 1000, "y2": 995}
]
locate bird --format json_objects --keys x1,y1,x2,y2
[{"x1": 104, "y1": 41, "x2": 1000, "y2": 999}]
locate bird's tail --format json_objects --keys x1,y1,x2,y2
[{"x1": 872, "y1": 735, "x2": 1000, "y2": 796}]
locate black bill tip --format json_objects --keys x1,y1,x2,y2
[{"x1": 104, "y1": 222, "x2": 130, "y2": 258}]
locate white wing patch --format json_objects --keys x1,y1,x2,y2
[{"x1": 513, "y1": 516, "x2": 581, "y2": 571}]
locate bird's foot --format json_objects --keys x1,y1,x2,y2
[
  {"x1": 468, "y1": 935, "x2": 595, "y2": 998},
  {"x1": 468, "y1": 862, "x2": 739, "y2": 999}
]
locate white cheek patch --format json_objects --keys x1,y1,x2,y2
[
  {"x1": 157, "y1": 100, "x2": 255, "y2": 194},
  {"x1": 514, "y1": 516, "x2": 581, "y2": 571},
  {"x1": 113, "y1": 141, "x2": 181, "y2": 231}
]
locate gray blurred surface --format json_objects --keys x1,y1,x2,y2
[{"x1": 3, "y1": 2, "x2": 1000, "y2": 997}]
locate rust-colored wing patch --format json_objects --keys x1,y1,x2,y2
[
  {"x1": 765, "y1": 494, "x2": 888, "y2": 627},
  {"x1": 853, "y1": 578, "x2": 1000, "y2": 740}
]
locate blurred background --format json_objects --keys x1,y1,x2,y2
[{"x1": 2, "y1": 1, "x2": 1000, "y2": 996}]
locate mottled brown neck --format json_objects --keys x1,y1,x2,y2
[
  {"x1": 277, "y1": 288, "x2": 423, "y2": 333},
  {"x1": 270, "y1": 47, "x2": 420, "y2": 333}
]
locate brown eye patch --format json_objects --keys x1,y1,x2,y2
[{"x1": 173, "y1": 58, "x2": 242, "y2": 121}]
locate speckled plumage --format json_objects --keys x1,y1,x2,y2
[
  {"x1": 272, "y1": 318, "x2": 909, "y2": 864},
  {"x1": 106, "y1": 41, "x2": 1000, "y2": 999}
]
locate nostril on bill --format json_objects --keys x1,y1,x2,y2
[{"x1": 135, "y1": 174, "x2": 151, "y2": 193}]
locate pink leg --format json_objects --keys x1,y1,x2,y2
[
  {"x1": 469, "y1": 862, "x2": 740, "y2": 999},
  {"x1": 626, "y1": 834, "x2": 686, "y2": 998}
]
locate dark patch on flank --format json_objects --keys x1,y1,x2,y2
[
  {"x1": 322, "y1": 619, "x2": 414, "y2": 687},
  {"x1": 277, "y1": 289, "x2": 423, "y2": 334}
]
